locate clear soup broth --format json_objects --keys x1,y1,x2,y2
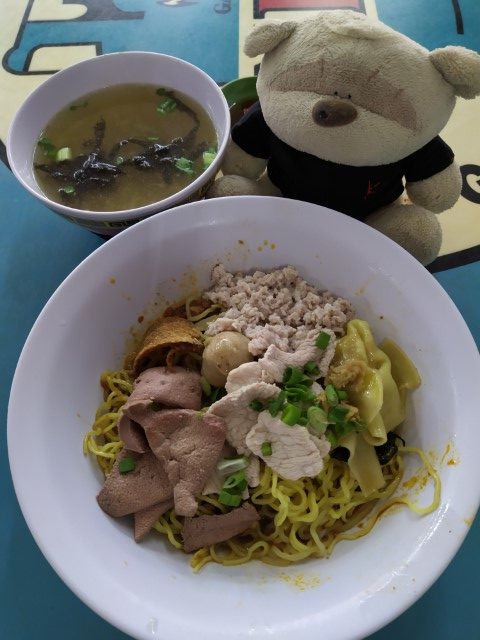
[{"x1": 33, "y1": 84, "x2": 218, "y2": 212}]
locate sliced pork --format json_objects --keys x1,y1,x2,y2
[
  {"x1": 245, "y1": 411, "x2": 330, "y2": 480},
  {"x1": 224, "y1": 330, "x2": 336, "y2": 393},
  {"x1": 182, "y1": 503, "x2": 260, "y2": 552},
  {"x1": 245, "y1": 455, "x2": 261, "y2": 487},
  {"x1": 259, "y1": 330, "x2": 336, "y2": 381},
  {"x1": 207, "y1": 381, "x2": 279, "y2": 453},
  {"x1": 225, "y1": 361, "x2": 273, "y2": 393}
]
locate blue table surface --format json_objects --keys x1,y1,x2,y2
[{"x1": 1, "y1": 157, "x2": 479, "y2": 639}]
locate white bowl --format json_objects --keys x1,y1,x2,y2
[
  {"x1": 7, "y1": 197, "x2": 480, "y2": 640},
  {"x1": 6, "y1": 51, "x2": 230, "y2": 236}
]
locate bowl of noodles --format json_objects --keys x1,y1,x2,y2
[{"x1": 7, "y1": 196, "x2": 480, "y2": 640}]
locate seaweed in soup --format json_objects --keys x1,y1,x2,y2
[{"x1": 33, "y1": 84, "x2": 218, "y2": 211}]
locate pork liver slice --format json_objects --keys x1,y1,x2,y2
[
  {"x1": 118, "y1": 366, "x2": 202, "y2": 452},
  {"x1": 97, "y1": 450, "x2": 173, "y2": 518},
  {"x1": 182, "y1": 503, "x2": 260, "y2": 552},
  {"x1": 134, "y1": 499, "x2": 174, "y2": 542},
  {"x1": 142, "y1": 409, "x2": 226, "y2": 517}
]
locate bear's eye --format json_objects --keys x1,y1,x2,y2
[
  {"x1": 348, "y1": 94, "x2": 352, "y2": 99},
  {"x1": 334, "y1": 91, "x2": 338, "y2": 96}
]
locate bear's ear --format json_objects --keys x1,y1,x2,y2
[
  {"x1": 244, "y1": 21, "x2": 297, "y2": 58},
  {"x1": 430, "y1": 46, "x2": 480, "y2": 99}
]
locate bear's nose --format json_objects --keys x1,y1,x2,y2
[{"x1": 312, "y1": 99, "x2": 357, "y2": 127}]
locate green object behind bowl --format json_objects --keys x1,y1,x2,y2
[{"x1": 222, "y1": 77, "x2": 258, "y2": 126}]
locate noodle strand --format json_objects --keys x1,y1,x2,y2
[{"x1": 85, "y1": 370, "x2": 441, "y2": 570}]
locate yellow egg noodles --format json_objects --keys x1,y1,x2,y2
[
  {"x1": 84, "y1": 316, "x2": 440, "y2": 570},
  {"x1": 83, "y1": 370, "x2": 132, "y2": 475}
]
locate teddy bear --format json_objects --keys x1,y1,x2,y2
[{"x1": 206, "y1": 10, "x2": 480, "y2": 265}]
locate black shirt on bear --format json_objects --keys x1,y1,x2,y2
[{"x1": 231, "y1": 101, "x2": 455, "y2": 220}]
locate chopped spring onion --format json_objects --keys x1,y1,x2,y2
[
  {"x1": 281, "y1": 402, "x2": 301, "y2": 426},
  {"x1": 335, "y1": 421, "x2": 359, "y2": 438},
  {"x1": 147, "y1": 136, "x2": 160, "y2": 141},
  {"x1": 156, "y1": 87, "x2": 167, "y2": 95},
  {"x1": 218, "y1": 491, "x2": 242, "y2": 507},
  {"x1": 37, "y1": 137, "x2": 56, "y2": 159},
  {"x1": 284, "y1": 387, "x2": 316, "y2": 403},
  {"x1": 217, "y1": 455, "x2": 249, "y2": 476},
  {"x1": 337, "y1": 389, "x2": 348, "y2": 401},
  {"x1": 38, "y1": 136, "x2": 54, "y2": 149},
  {"x1": 59, "y1": 185, "x2": 75, "y2": 195},
  {"x1": 315, "y1": 331, "x2": 331, "y2": 350},
  {"x1": 326, "y1": 430, "x2": 337, "y2": 447},
  {"x1": 304, "y1": 361, "x2": 319, "y2": 376},
  {"x1": 282, "y1": 366, "x2": 305, "y2": 386},
  {"x1": 298, "y1": 416, "x2": 309, "y2": 426},
  {"x1": 249, "y1": 399, "x2": 264, "y2": 412},
  {"x1": 200, "y1": 376, "x2": 212, "y2": 396},
  {"x1": 157, "y1": 97, "x2": 177, "y2": 114},
  {"x1": 328, "y1": 405, "x2": 350, "y2": 423},
  {"x1": 69, "y1": 101, "x2": 88, "y2": 111},
  {"x1": 267, "y1": 390, "x2": 286, "y2": 417},
  {"x1": 261, "y1": 442, "x2": 272, "y2": 456},
  {"x1": 325, "y1": 384, "x2": 339, "y2": 406},
  {"x1": 115, "y1": 156, "x2": 124, "y2": 166},
  {"x1": 202, "y1": 150, "x2": 216, "y2": 167},
  {"x1": 175, "y1": 157, "x2": 195, "y2": 175},
  {"x1": 119, "y1": 457, "x2": 136, "y2": 474},
  {"x1": 280, "y1": 368, "x2": 314, "y2": 403},
  {"x1": 222, "y1": 470, "x2": 247, "y2": 492},
  {"x1": 55, "y1": 147, "x2": 73, "y2": 162},
  {"x1": 307, "y1": 406, "x2": 329, "y2": 434}
]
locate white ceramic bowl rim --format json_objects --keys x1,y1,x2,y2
[
  {"x1": 7, "y1": 197, "x2": 480, "y2": 640},
  {"x1": 6, "y1": 51, "x2": 230, "y2": 221}
]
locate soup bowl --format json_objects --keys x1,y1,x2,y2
[
  {"x1": 7, "y1": 196, "x2": 480, "y2": 640},
  {"x1": 6, "y1": 51, "x2": 230, "y2": 236}
]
